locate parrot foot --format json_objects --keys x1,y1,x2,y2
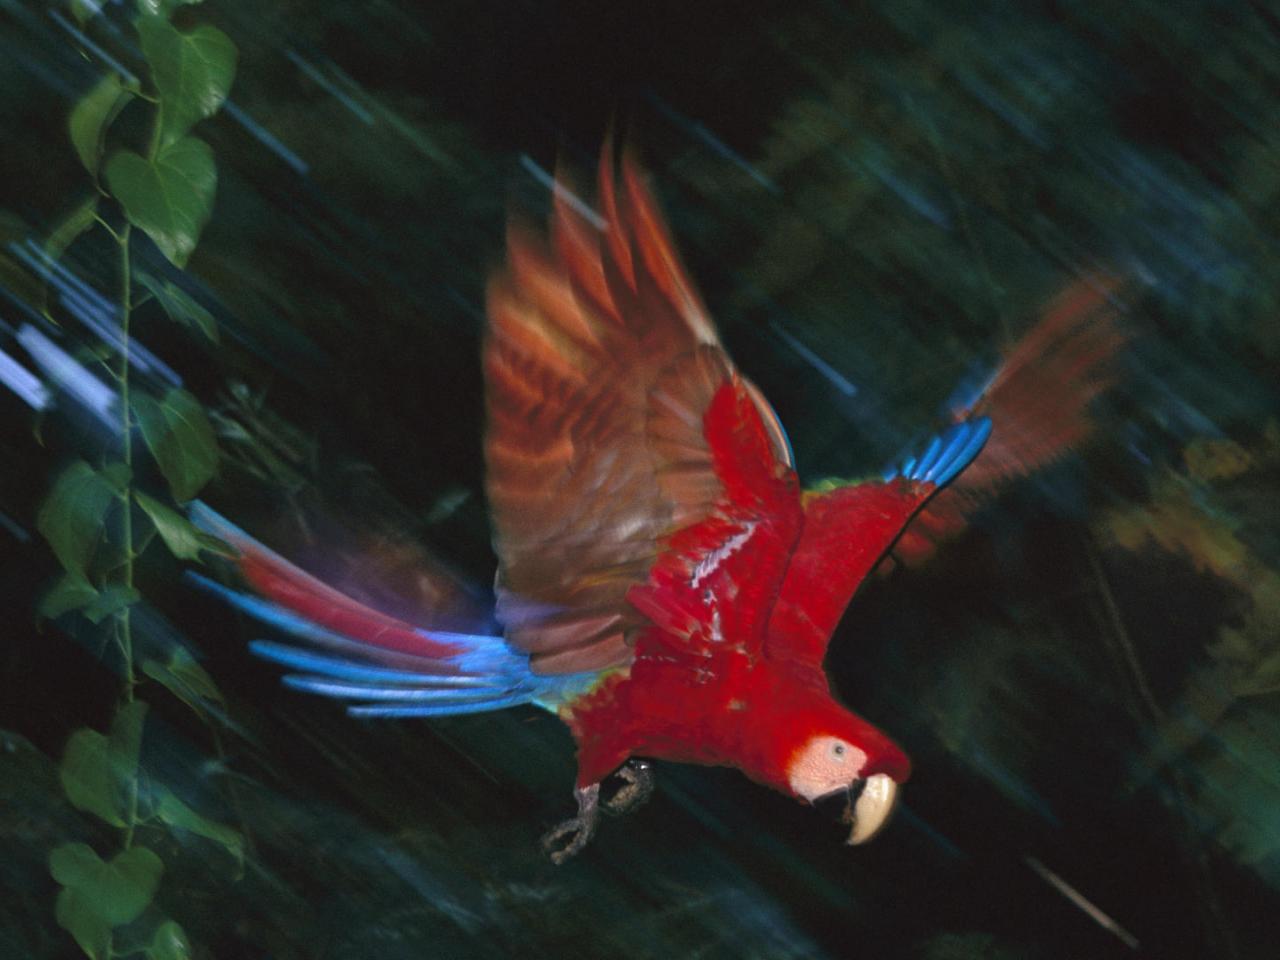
[
  {"x1": 542, "y1": 783, "x2": 600, "y2": 865},
  {"x1": 604, "y1": 759, "x2": 654, "y2": 816}
]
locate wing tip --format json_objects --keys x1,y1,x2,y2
[{"x1": 886, "y1": 416, "x2": 992, "y2": 489}]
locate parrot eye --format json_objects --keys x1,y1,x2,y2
[{"x1": 832, "y1": 743, "x2": 846, "y2": 759}]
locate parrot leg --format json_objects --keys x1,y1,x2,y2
[
  {"x1": 604, "y1": 759, "x2": 654, "y2": 815},
  {"x1": 541, "y1": 783, "x2": 600, "y2": 865}
]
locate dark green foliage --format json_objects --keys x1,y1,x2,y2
[
  {"x1": 131, "y1": 390, "x2": 219, "y2": 503},
  {"x1": 13, "y1": 0, "x2": 240, "y2": 956},
  {"x1": 2, "y1": 0, "x2": 1279, "y2": 958}
]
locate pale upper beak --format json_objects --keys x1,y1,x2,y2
[{"x1": 846, "y1": 773, "x2": 899, "y2": 845}]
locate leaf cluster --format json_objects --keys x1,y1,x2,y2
[{"x1": 29, "y1": 3, "x2": 243, "y2": 958}]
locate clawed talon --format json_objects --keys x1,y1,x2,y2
[
  {"x1": 604, "y1": 759, "x2": 654, "y2": 816},
  {"x1": 542, "y1": 783, "x2": 599, "y2": 865}
]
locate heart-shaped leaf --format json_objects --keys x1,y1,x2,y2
[
  {"x1": 132, "y1": 389, "x2": 219, "y2": 501},
  {"x1": 50, "y1": 842, "x2": 108, "y2": 888},
  {"x1": 70, "y1": 74, "x2": 135, "y2": 174},
  {"x1": 50, "y1": 842, "x2": 164, "y2": 928},
  {"x1": 58, "y1": 702, "x2": 148, "y2": 825},
  {"x1": 105, "y1": 137, "x2": 216, "y2": 268},
  {"x1": 138, "y1": 15, "x2": 237, "y2": 148},
  {"x1": 54, "y1": 885, "x2": 111, "y2": 959},
  {"x1": 59, "y1": 729, "x2": 123, "y2": 825},
  {"x1": 38, "y1": 462, "x2": 118, "y2": 579}
]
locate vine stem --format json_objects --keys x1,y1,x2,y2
[
  {"x1": 117, "y1": 222, "x2": 135, "y2": 701},
  {"x1": 117, "y1": 223, "x2": 141, "y2": 857}
]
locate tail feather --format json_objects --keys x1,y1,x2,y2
[
  {"x1": 189, "y1": 502, "x2": 555, "y2": 716},
  {"x1": 248, "y1": 640, "x2": 504, "y2": 687},
  {"x1": 281, "y1": 675, "x2": 532, "y2": 704},
  {"x1": 346, "y1": 695, "x2": 540, "y2": 719},
  {"x1": 191, "y1": 502, "x2": 467, "y2": 660}
]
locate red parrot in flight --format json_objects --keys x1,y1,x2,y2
[{"x1": 192, "y1": 144, "x2": 1122, "y2": 862}]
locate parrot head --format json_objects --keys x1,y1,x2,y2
[
  {"x1": 754, "y1": 694, "x2": 911, "y2": 845},
  {"x1": 786, "y1": 731, "x2": 905, "y2": 844}
]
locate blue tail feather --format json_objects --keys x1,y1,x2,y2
[
  {"x1": 187, "y1": 501, "x2": 596, "y2": 717},
  {"x1": 249, "y1": 641, "x2": 500, "y2": 686},
  {"x1": 347, "y1": 694, "x2": 540, "y2": 719},
  {"x1": 281, "y1": 674, "x2": 533, "y2": 704}
]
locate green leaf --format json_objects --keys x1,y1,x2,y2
[
  {"x1": 54, "y1": 885, "x2": 111, "y2": 959},
  {"x1": 154, "y1": 786, "x2": 244, "y2": 865},
  {"x1": 147, "y1": 920, "x2": 192, "y2": 960},
  {"x1": 50, "y1": 842, "x2": 164, "y2": 928},
  {"x1": 39, "y1": 574, "x2": 100, "y2": 619},
  {"x1": 142, "y1": 646, "x2": 224, "y2": 713},
  {"x1": 70, "y1": 74, "x2": 135, "y2": 174},
  {"x1": 59, "y1": 729, "x2": 124, "y2": 826},
  {"x1": 49, "y1": 842, "x2": 105, "y2": 887},
  {"x1": 136, "y1": 272, "x2": 218, "y2": 341},
  {"x1": 38, "y1": 462, "x2": 118, "y2": 579},
  {"x1": 132, "y1": 389, "x2": 219, "y2": 501},
  {"x1": 58, "y1": 702, "x2": 147, "y2": 824},
  {"x1": 102, "y1": 846, "x2": 164, "y2": 923},
  {"x1": 82, "y1": 584, "x2": 142, "y2": 624},
  {"x1": 138, "y1": 15, "x2": 237, "y2": 149},
  {"x1": 104, "y1": 138, "x2": 216, "y2": 268},
  {"x1": 134, "y1": 490, "x2": 232, "y2": 560}
]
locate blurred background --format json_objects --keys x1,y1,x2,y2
[{"x1": 2, "y1": 1, "x2": 1278, "y2": 957}]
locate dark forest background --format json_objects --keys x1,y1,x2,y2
[{"x1": 2, "y1": 1, "x2": 1279, "y2": 958}]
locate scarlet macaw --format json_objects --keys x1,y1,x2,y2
[{"x1": 192, "y1": 144, "x2": 1121, "y2": 862}]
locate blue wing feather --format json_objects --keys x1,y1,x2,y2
[{"x1": 884, "y1": 416, "x2": 992, "y2": 488}]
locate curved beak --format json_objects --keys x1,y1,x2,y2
[{"x1": 846, "y1": 773, "x2": 899, "y2": 845}]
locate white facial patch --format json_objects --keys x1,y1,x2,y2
[{"x1": 786, "y1": 735, "x2": 868, "y2": 802}]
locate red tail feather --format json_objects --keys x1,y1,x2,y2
[{"x1": 226, "y1": 531, "x2": 467, "y2": 660}]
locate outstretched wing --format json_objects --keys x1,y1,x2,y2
[
  {"x1": 889, "y1": 275, "x2": 1125, "y2": 569},
  {"x1": 765, "y1": 418, "x2": 991, "y2": 667},
  {"x1": 485, "y1": 144, "x2": 792, "y2": 675}
]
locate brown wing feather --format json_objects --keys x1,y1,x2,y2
[
  {"x1": 890, "y1": 274, "x2": 1126, "y2": 568},
  {"x1": 485, "y1": 145, "x2": 780, "y2": 676}
]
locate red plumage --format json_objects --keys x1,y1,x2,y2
[{"x1": 199, "y1": 142, "x2": 1123, "y2": 860}]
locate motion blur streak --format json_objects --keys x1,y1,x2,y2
[
  {"x1": 1026, "y1": 857, "x2": 1140, "y2": 951},
  {"x1": 0, "y1": 344, "x2": 49, "y2": 410},
  {"x1": 16, "y1": 325, "x2": 115, "y2": 427}
]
